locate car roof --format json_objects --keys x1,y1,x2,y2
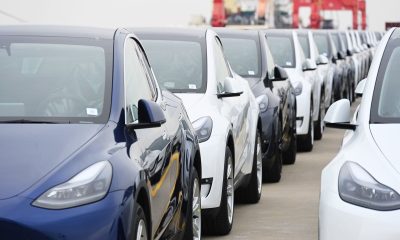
[
  {"x1": 213, "y1": 28, "x2": 259, "y2": 38},
  {"x1": 263, "y1": 29, "x2": 293, "y2": 36},
  {"x1": 131, "y1": 27, "x2": 207, "y2": 39},
  {"x1": 0, "y1": 25, "x2": 117, "y2": 39}
]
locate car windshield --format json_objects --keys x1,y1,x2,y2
[
  {"x1": 372, "y1": 42, "x2": 400, "y2": 122},
  {"x1": 142, "y1": 39, "x2": 205, "y2": 93},
  {"x1": 314, "y1": 34, "x2": 331, "y2": 58},
  {"x1": 340, "y1": 33, "x2": 349, "y2": 50},
  {"x1": 332, "y1": 34, "x2": 343, "y2": 52},
  {"x1": 266, "y1": 36, "x2": 295, "y2": 68},
  {"x1": 298, "y1": 35, "x2": 310, "y2": 58},
  {"x1": 220, "y1": 37, "x2": 260, "y2": 78},
  {"x1": 0, "y1": 36, "x2": 112, "y2": 123}
]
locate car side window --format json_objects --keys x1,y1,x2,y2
[
  {"x1": 124, "y1": 38, "x2": 154, "y2": 124},
  {"x1": 213, "y1": 38, "x2": 231, "y2": 93}
]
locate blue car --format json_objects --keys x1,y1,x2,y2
[{"x1": 0, "y1": 26, "x2": 202, "y2": 240}]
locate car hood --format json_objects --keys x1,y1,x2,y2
[
  {"x1": 0, "y1": 124, "x2": 104, "y2": 200},
  {"x1": 370, "y1": 124, "x2": 400, "y2": 174}
]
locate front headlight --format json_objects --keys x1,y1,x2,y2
[
  {"x1": 33, "y1": 161, "x2": 112, "y2": 209},
  {"x1": 192, "y1": 116, "x2": 213, "y2": 143},
  {"x1": 338, "y1": 161, "x2": 400, "y2": 211},
  {"x1": 256, "y1": 95, "x2": 269, "y2": 112}
]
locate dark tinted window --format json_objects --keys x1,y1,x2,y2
[
  {"x1": 142, "y1": 39, "x2": 205, "y2": 93},
  {"x1": 0, "y1": 36, "x2": 112, "y2": 123},
  {"x1": 314, "y1": 34, "x2": 331, "y2": 58},
  {"x1": 298, "y1": 35, "x2": 310, "y2": 58},
  {"x1": 221, "y1": 37, "x2": 260, "y2": 77},
  {"x1": 266, "y1": 36, "x2": 295, "y2": 68}
]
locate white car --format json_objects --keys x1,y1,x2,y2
[
  {"x1": 266, "y1": 29, "x2": 316, "y2": 151},
  {"x1": 320, "y1": 28, "x2": 400, "y2": 239},
  {"x1": 136, "y1": 28, "x2": 261, "y2": 235},
  {"x1": 297, "y1": 30, "x2": 333, "y2": 140}
]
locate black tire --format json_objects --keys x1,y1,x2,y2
[
  {"x1": 298, "y1": 100, "x2": 314, "y2": 152},
  {"x1": 184, "y1": 169, "x2": 201, "y2": 240},
  {"x1": 314, "y1": 91, "x2": 325, "y2": 141},
  {"x1": 263, "y1": 147, "x2": 282, "y2": 183},
  {"x1": 203, "y1": 147, "x2": 233, "y2": 235},
  {"x1": 236, "y1": 131, "x2": 262, "y2": 203},
  {"x1": 132, "y1": 204, "x2": 149, "y2": 240},
  {"x1": 282, "y1": 131, "x2": 297, "y2": 165}
]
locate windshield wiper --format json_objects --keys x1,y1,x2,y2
[{"x1": 0, "y1": 119, "x2": 60, "y2": 124}]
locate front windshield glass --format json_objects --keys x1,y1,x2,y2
[
  {"x1": 298, "y1": 35, "x2": 310, "y2": 58},
  {"x1": 142, "y1": 39, "x2": 205, "y2": 93},
  {"x1": 314, "y1": 34, "x2": 331, "y2": 58},
  {"x1": 266, "y1": 36, "x2": 295, "y2": 68},
  {"x1": 372, "y1": 43, "x2": 400, "y2": 122},
  {"x1": 220, "y1": 37, "x2": 260, "y2": 78},
  {"x1": 332, "y1": 34, "x2": 343, "y2": 52},
  {"x1": 0, "y1": 36, "x2": 112, "y2": 123}
]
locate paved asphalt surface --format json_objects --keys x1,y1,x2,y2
[{"x1": 204, "y1": 101, "x2": 359, "y2": 240}]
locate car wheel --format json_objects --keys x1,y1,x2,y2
[
  {"x1": 298, "y1": 99, "x2": 314, "y2": 152},
  {"x1": 203, "y1": 147, "x2": 234, "y2": 235},
  {"x1": 133, "y1": 205, "x2": 148, "y2": 240},
  {"x1": 282, "y1": 129, "x2": 297, "y2": 165},
  {"x1": 314, "y1": 91, "x2": 325, "y2": 141},
  {"x1": 236, "y1": 131, "x2": 262, "y2": 203},
  {"x1": 184, "y1": 168, "x2": 201, "y2": 240}
]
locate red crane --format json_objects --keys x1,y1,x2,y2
[
  {"x1": 293, "y1": 0, "x2": 366, "y2": 29},
  {"x1": 211, "y1": 0, "x2": 226, "y2": 27}
]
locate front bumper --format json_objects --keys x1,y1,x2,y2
[
  {"x1": 199, "y1": 134, "x2": 227, "y2": 209},
  {"x1": 319, "y1": 189, "x2": 400, "y2": 240},
  {"x1": 0, "y1": 191, "x2": 127, "y2": 240},
  {"x1": 295, "y1": 91, "x2": 311, "y2": 136}
]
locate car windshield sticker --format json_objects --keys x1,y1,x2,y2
[
  {"x1": 86, "y1": 108, "x2": 98, "y2": 116},
  {"x1": 248, "y1": 70, "x2": 255, "y2": 75},
  {"x1": 286, "y1": 61, "x2": 292, "y2": 66},
  {"x1": 188, "y1": 84, "x2": 197, "y2": 89}
]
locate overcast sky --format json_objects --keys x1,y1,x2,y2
[{"x1": 0, "y1": 0, "x2": 398, "y2": 31}]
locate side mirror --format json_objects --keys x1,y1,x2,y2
[
  {"x1": 355, "y1": 78, "x2": 366, "y2": 97},
  {"x1": 127, "y1": 99, "x2": 166, "y2": 129},
  {"x1": 346, "y1": 49, "x2": 353, "y2": 56},
  {"x1": 316, "y1": 55, "x2": 329, "y2": 65},
  {"x1": 338, "y1": 51, "x2": 346, "y2": 60},
  {"x1": 324, "y1": 99, "x2": 356, "y2": 130},
  {"x1": 302, "y1": 59, "x2": 317, "y2": 72},
  {"x1": 273, "y1": 65, "x2": 288, "y2": 81},
  {"x1": 217, "y1": 77, "x2": 243, "y2": 99}
]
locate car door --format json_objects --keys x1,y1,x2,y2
[
  {"x1": 123, "y1": 38, "x2": 173, "y2": 238},
  {"x1": 213, "y1": 37, "x2": 249, "y2": 176}
]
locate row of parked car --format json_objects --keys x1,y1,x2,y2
[{"x1": 0, "y1": 25, "x2": 381, "y2": 240}]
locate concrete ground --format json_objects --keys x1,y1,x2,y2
[{"x1": 204, "y1": 126, "x2": 347, "y2": 240}]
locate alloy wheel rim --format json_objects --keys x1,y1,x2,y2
[
  {"x1": 192, "y1": 177, "x2": 201, "y2": 240},
  {"x1": 256, "y1": 135, "x2": 262, "y2": 194},
  {"x1": 320, "y1": 95, "x2": 325, "y2": 133},
  {"x1": 311, "y1": 102, "x2": 314, "y2": 145},
  {"x1": 136, "y1": 219, "x2": 148, "y2": 240},
  {"x1": 227, "y1": 156, "x2": 234, "y2": 224}
]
